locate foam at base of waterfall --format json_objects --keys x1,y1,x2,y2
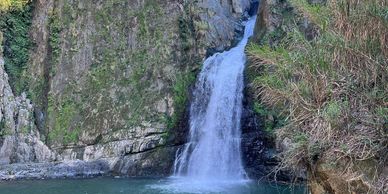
[{"x1": 149, "y1": 176, "x2": 252, "y2": 194}]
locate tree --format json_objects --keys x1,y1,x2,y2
[{"x1": 0, "y1": 0, "x2": 29, "y2": 11}]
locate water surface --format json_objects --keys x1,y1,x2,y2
[{"x1": 0, "y1": 177, "x2": 306, "y2": 194}]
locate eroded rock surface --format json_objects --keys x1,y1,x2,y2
[{"x1": 0, "y1": 56, "x2": 57, "y2": 167}]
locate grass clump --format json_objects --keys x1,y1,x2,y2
[{"x1": 248, "y1": 0, "x2": 387, "y2": 192}]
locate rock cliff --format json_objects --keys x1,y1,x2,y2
[
  {"x1": 0, "y1": 54, "x2": 56, "y2": 166},
  {"x1": 0, "y1": 0, "x2": 256, "y2": 179}
]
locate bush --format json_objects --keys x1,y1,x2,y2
[
  {"x1": 0, "y1": 0, "x2": 29, "y2": 11},
  {"x1": 0, "y1": 0, "x2": 32, "y2": 94}
]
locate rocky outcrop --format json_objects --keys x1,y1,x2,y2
[
  {"x1": 241, "y1": 109, "x2": 274, "y2": 178},
  {"x1": 194, "y1": 0, "x2": 251, "y2": 54},
  {"x1": 1, "y1": 0, "x2": 256, "y2": 179},
  {"x1": 0, "y1": 49, "x2": 56, "y2": 166},
  {"x1": 307, "y1": 155, "x2": 387, "y2": 194},
  {"x1": 241, "y1": 73, "x2": 298, "y2": 182},
  {"x1": 0, "y1": 160, "x2": 109, "y2": 180}
]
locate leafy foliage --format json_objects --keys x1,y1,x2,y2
[
  {"x1": 0, "y1": 0, "x2": 29, "y2": 11},
  {"x1": 0, "y1": 0, "x2": 32, "y2": 94}
]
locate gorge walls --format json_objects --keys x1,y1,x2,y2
[{"x1": 0, "y1": 0, "x2": 256, "y2": 178}]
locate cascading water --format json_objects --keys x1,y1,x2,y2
[{"x1": 173, "y1": 16, "x2": 257, "y2": 182}]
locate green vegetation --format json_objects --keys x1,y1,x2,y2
[
  {"x1": 0, "y1": 118, "x2": 13, "y2": 136},
  {"x1": 0, "y1": 0, "x2": 33, "y2": 94},
  {"x1": 0, "y1": 119, "x2": 4, "y2": 129},
  {"x1": 166, "y1": 71, "x2": 196, "y2": 129},
  {"x1": 289, "y1": 0, "x2": 331, "y2": 29},
  {"x1": 178, "y1": 15, "x2": 195, "y2": 50},
  {"x1": 164, "y1": 0, "x2": 203, "y2": 129},
  {"x1": 26, "y1": 76, "x2": 45, "y2": 106},
  {"x1": 0, "y1": 128, "x2": 12, "y2": 136},
  {"x1": 47, "y1": 96, "x2": 80, "y2": 145},
  {"x1": 253, "y1": 102, "x2": 287, "y2": 135},
  {"x1": 0, "y1": 0, "x2": 29, "y2": 11},
  {"x1": 178, "y1": 0, "x2": 208, "y2": 52},
  {"x1": 322, "y1": 100, "x2": 348, "y2": 123},
  {"x1": 48, "y1": 7, "x2": 62, "y2": 70},
  {"x1": 248, "y1": 0, "x2": 387, "y2": 191},
  {"x1": 0, "y1": 120, "x2": 6, "y2": 136}
]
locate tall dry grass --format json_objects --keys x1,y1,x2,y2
[{"x1": 248, "y1": 0, "x2": 387, "y2": 192}]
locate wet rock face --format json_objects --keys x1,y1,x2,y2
[
  {"x1": 112, "y1": 146, "x2": 179, "y2": 177},
  {"x1": 195, "y1": 0, "x2": 252, "y2": 54},
  {"x1": 240, "y1": 102, "x2": 281, "y2": 180},
  {"x1": 241, "y1": 60, "x2": 277, "y2": 180}
]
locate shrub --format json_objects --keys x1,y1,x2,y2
[{"x1": 0, "y1": 0, "x2": 32, "y2": 94}]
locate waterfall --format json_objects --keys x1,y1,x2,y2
[{"x1": 173, "y1": 16, "x2": 257, "y2": 181}]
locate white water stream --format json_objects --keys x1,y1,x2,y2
[
  {"x1": 149, "y1": 16, "x2": 266, "y2": 193},
  {"x1": 172, "y1": 16, "x2": 257, "y2": 186}
]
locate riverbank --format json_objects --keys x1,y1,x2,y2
[{"x1": 0, "y1": 160, "x2": 109, "y2": 181}]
